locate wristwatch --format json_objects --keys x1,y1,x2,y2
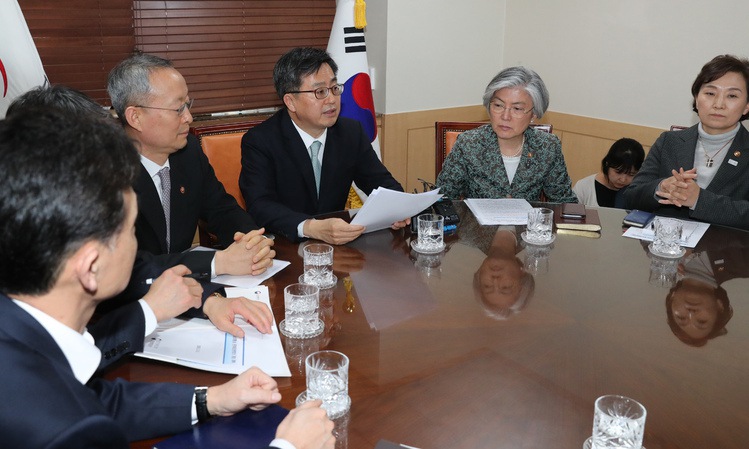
[{"x1": 195, "y1": 386, "x2": 212, "y2": 422}]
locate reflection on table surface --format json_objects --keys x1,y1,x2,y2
[{"x1": 111, "y1": 202, "x2": 749, "y2": 449}]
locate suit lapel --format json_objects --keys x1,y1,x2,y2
[
  {"x1": 673, "y1": 127, "x2": 698, "y2": 171},
  {"x1": 319, "y1": 123, "x2": 344, "y2": 201},
  {"x1": 133, "y1": 165, "x2": 168, "y2": 253},
  {"x1": 281, "y1": 111, "x2": 320, "y2": 207},
  {"x1": 168, "y1": 154, "x2": 189, "y2": 224},
  {"x1": 707, "y1": 126, "x2": 749, "y2": 192}
]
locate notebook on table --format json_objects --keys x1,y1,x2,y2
[
  {"x1": 554, "y1": 205, "x2": 602, "y2": 233},
  {"x1": 153, "y1": 405, "x2": 288, "y2": 449}
]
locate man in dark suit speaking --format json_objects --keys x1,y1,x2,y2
[
  {"x1": 240, "y1": 47, "x2": 409, "y2": 244},
  {"x1": 0, "y1": 109, "x2": 334, "y2": 449}
]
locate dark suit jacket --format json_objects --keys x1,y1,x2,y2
[
  {"x1": 240, "y1": 109, "x2": 403, "y2": 241},
  {"x1": 624, "y1": 124, "x2": 749, "y2": 230},
  {"x1": 134, "y1": 134, "x2": 259, "y2": 272},
  {"x1": 90, "y1": 300, "x2": 145, "y2": 370},
  {"x1": 0, "y1": 294, "x2": 194, "y2": 448}
]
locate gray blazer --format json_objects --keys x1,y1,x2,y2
[{"x1": 624, "y1": 124, "x2": 749, "y2": 230}]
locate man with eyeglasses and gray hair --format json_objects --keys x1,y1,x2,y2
[
  {"x1": 107, "y1": 53, "x2": 277, "y2": 338},
  {"x1": 240, "y1": 47, "x2": 408, "y2": 245}
]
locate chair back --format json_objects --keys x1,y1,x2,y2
[
  {"x1": 670, "y1": 125, "x2": 688, "y2": 131},
  {"x1": 190, "y1": 119, "x2": 265, "y2": 247},
  {"x1": 435, "y1": 121, "x2": 553, "y2": 179},
  {"x1": 191, "y1": 120, "x2": 265, "y2": 209}
]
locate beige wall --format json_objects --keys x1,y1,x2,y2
[
  {"x1": 367, "y1": 0, "x2": 749, "y2": 129},
  {"x1": 381, "y1": 108, "x2": 665, "y2": 194}
]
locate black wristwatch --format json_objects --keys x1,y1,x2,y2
[{"x1": 195, "y1": 386, "x2": 212, "y2": 423}]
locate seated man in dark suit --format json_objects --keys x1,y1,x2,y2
[
  {"x1": 240, "y1": 47, "x2": 409, "y2": 244},
  {"x1": 0, "y1": 108, "x2": 334, "y2": 449},
  {"x1": 108, "y1": 53, "x2": 276, "y2": 337}
]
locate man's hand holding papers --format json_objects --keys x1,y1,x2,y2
[{"x1": 350, "y1": 188, "x2": 441, "y2": 233}]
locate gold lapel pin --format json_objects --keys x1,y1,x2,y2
[
  {"x1": 734, "y1": 151, "x2": 741, "y2": 157},
  {"x1": 180, "y1": 186, "x2": 186, "y2": 194}
]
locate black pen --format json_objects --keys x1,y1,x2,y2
[{"x1": 143, "y1": 272, "x2": 210, "y2": 285}]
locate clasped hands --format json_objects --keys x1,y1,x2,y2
[
  {"x1": 215, "y1": 228, "x2": 276, "y2": 276},
  {"x1": 656, "y1": 168, "x2": 700, "y2": 208}
]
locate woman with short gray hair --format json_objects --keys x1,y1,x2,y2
[{"x1": 436, "y1": 66, "x2": 577, "y2": 203}]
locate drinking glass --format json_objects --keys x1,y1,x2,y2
[
  {"x1": 304, "y1": 350, "x2": 351, "y2": 419},
  {"x1": 589, "y1": 395, "x2": 646, "y2": 449},
  {"x1": 412, "y1": 213, "x2": 444, "y2": 253},
  {"x1": 300, "y1": 243, "x2": 337, "y2": 289},
  {"x1": 279, "y1": 283, "x2": 323, "y2": 339},
  {"x1": 650, "y1": 218, "x2": 684, "y2": 257},
  {"x1": 524, "y1": 207, "x2": 554, "y2": 244}
]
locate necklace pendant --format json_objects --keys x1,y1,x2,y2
[{"x1": 706, "y1": 158, "x2": 713, "y2": 168}]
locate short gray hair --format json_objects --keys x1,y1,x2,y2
[
  {"x1": 107, "y1": 53, "x2": 174, "y2": 125},
  {"x1": 482, "y1": 66, "x2": 549, "y2": 119}
]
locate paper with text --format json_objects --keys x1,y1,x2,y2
[{"x1": 136, "y1": 286, "x2": 291, "y2": 376}]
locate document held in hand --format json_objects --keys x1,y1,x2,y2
[
  {"x1": 350, "y1": 187, "x2": 442, "y2": 233},
  {"x1": 136, "y1": 286, "x2": 291, "y2": 377}
]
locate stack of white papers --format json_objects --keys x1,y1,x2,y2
[
  {"x1": 464, "y1": 198, "x2": 533, "y2": 225},
  {"x1": 350, "y1": 187, "x2": 442, "y2": 233},
  {"x1": 136, "y1": 286, "x2": 291, "y2": 377}
]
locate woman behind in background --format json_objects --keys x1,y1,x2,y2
[
  {"x1": 436, "y1": 66, "x2": 577, "y2": 203},
  {"x1": 574, "y1": 138, "x2": 645, "y2": 208}
]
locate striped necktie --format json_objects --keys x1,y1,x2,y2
[{"x1": 157, "y1": 166, "x2": 171, "y2": 252}]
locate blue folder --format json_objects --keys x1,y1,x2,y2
[{"x1": 153, "y1": 405, "x2": 289, "y2": 449}]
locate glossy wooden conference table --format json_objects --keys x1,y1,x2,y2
[{"x1": 110, "y1": 203, "x2": 749, "y2": 449}]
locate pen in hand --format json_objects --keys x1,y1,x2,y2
[{"x1": 143, "y1": 272, "x2": 210, "y2": 285}]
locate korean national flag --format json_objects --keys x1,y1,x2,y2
[{"x1": 326, "y1": 0, "x2": 380, "y2": 159}]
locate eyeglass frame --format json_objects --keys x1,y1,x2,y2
[
  {"x1": 489, "y1": 101, "x2": 534, "y2": 118},
  {"x1": 135, "y1": 98, "x2": 194, "y2": 116},
  {"x1": 287, "y1": 84, "x2": 345, "y2": 100}
]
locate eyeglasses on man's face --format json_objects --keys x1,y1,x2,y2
[
  {"x1": 136, "y1": 98, "x2": 194, "y2": 116},
  {"x1": 288, "y1": 84, "x2": 345, "y2": 100},
  {"x1": 489, "y1": 102, "x2": 533, "y2": 118}
]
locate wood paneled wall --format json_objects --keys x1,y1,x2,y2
[{"x1": 379, "y1": 107, "x2": 667, "y2": 194}]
